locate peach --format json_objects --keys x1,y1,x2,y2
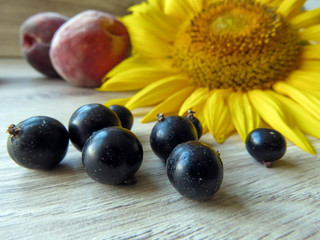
[
  {"x1": 20, "y1": 12, "x2": 68, "y2": 77},
  {"x1": 49, "y1": 10, "x2": 131, "y2": 87}
]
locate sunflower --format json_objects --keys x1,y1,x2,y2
[{"x1": 98, "y1": 0, "x2": 320, "y2": 154}]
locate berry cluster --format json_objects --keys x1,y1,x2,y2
[
  {"x1": 150, "y1": 112, "x2": 223, "y2": 201},
  {"x1": 7, "y1": 104, "x2": 142, "y2": 186},
  {"x1": 6, "y1": 105, "x2": 287, "y2": 202}
]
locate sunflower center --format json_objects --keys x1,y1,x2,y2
[
  {"x1": 172, "y1": 0, "x2": 302, "y2": 90},
  {"x1": 210, "y1": 12, "x2": 249, "y2": 33}
]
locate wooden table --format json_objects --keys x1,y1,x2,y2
[{"x1": 1, "y1": 58, "x2": 320, "y2": 239}]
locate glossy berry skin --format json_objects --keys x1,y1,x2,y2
[
  {"x1": 245, "y1": 128, "x2": 287, "y2": 166},
  {"x1": 167, "y1": 141, "x2": 223, "y2": 201},
  {"x1": 150, "y1": 114, "x2": 198, "y2": 162},
  {"x1": 82, "y1": 127, "x2": 143, "y2": 185},
  {"x1": 7, "y1": 116, "x2": 69, "y2": 170},
  {"x1": 109, "y1": 104, "x2": 133, "y2": 130},
  {"x1": 68, "y1": 103, "x2": 121, "y2": 151},
  {"x1": 184, "y1": 114, "x2": 203, "y2": 139}
]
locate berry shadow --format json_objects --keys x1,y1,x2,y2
[
  {"x1": 28, "y1": 153, "x2": 85, "y2": 180},
  {"x1": 119, "y1": 166, "x2": 168, "y2": 194},
  {"x1": 262, "y1": 158, "x2": 298, "y2": 169},
  {"x1": 184, "y1": 187, "x2": 247, "y2": 212},
  {"x1": 50, "y1": 160, "x2": 83, "y2": 173}
]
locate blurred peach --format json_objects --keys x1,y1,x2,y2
[
  {"x1": 50, "y1": 10, "x2": 131, "y2": 87},
  {"x1": 20, "y1": 12, "x2": 68, "y2": 77}
]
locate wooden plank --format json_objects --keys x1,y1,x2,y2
[{"x1": 0, "y1": 58, "x2": 320, "y2": 239}]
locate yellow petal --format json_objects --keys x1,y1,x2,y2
[
  {"x1": 290, "y1": 7, "x2": 320, "y2": 28},
  {"x1": 123, "y1": 8, "x2": 178, "y2": 43},
  {"x1": 299, "y1": 24, "x2": 320, "y2": 41},
  {"x1": 189, "y1": 101, "x2": 207, "y2": 129},
  {"x1": 104, "y1": 55, "x2": 173, "y2": 79},
  {"x1": 185, "y1": 98, "x2": 208, "y2": 135},
  {"x1": 259, "y1": 0, "x2": 284, "y2": 6},
  {"x1": 273, "y1": 81, "x2": 320, "y2": 120},
  {"x1": 228, "y1": 92, "x2": 262, "y2": 142},
  {"x1": 277, "y1": 0, "x2": 306, "y2": 18},
  {"x1": 270, "y1": 92, "x2": 320, "y2": 140},
  {"x1": 127, "y1": 33, "x2": 173, "y2": 59},
  {"x1": 126, "y1": 2, "x2": 148, "y2": 14},
  {"x1": 141, "y1": 86, "x2": 196, "y2": 123},
  {"x1": 299, "y1": 60, "x2": 320, "y2": 72},
  {"x1": 180, "y1": 96, "x2": 208, "y2": 135},
  {"x1": 301, "y1": 44, "x2": 320, "y2": 60},
  {"x1": 104, "y1": 55, "x2": 141, "y2": 78},
  {"x1": 122, "y1": 11, "x2": 174, "y2": 58},
  {"x1": 248, "y1": 90, "x2": 315, "y2": 154},
  {"x1": 98, "y1": 67, "x2": 177, "y2": 91},
  {"x1": 178, "y1": 87, "x2": 210, "y2": 116},
  {"x1": 204, "y1": 90, "x2": 235, "y2": 143},
  {"x1": 285, "y1": 70, "x2": 320, "y2": 91},
  {"x1": 164, "y1": 0, "x2": 197, "y2": 20},
  {"x1": 126, "y1": 17, "x2": 175, "y2": 43},
  {"x1": 148, "y1": 0, "x2": 164, "y2": 10},
  {"x1": 185, "y1": 0, "x2": 204, "y2": 13},
  {"x1": 125, "y1": 75, "x2": 190, "y2": 110},
  {"x1": 104, "y1": 97, "x2": 132, "y2": 107},
  {"x1": 128, "y1": 4, "x2": 181, "y2": 35}
]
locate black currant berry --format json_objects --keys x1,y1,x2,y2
[
  {"x1": 184, "y1": 110, "x2": 203, "y2": 139},
  {"x1": 7, "y1": 116, "x2": 69, "y2": 170},
  {"x1": 68, "y1": 103, "x2": 121, "y2": 151},
  {"x1": 109, "y1": 104, "x2": 133, "y2": 130},
  {"x1": 82, "y1": 127, "x2": 143, "y2": 185},
  {"x1": 150, "y1": 113, "x2": 198, "y2": 162},
  {"x1": 167, "y1": 141, "x2": 223, "y2": 201},
  {"x1": 245, "y1": 128, "x2": 287, "y2": 167}
]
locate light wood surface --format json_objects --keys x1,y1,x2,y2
[
  {"x1": 1, "y1": 59, "x2": 320, "y2": 239},
  {"x1": 0, "y1": 0, "x2": 142, "y2": 57}
]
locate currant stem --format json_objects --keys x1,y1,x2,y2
[
  {"x1": 264, "y1": 161, "x2": 272, "y2": 168},
  {"x1": 122, "y1": 177, "x2": 137, "y2": 185},
  {"x1": 7, "y1": 124, "x2": 21, "y2": 137},
  {"x1": 156, "y1": 112, "x2": 165, "y2": 122},
  {"x1": 187, "y1": 109, "x2": 196, "y2": 118}
]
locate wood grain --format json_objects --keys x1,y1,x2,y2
[
  {"x1": 0, "y1": 0, "x2": 142, "y2": 57},
  {"x1": 0, "y1": 58, "x2": 320, "y2": 239}
]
